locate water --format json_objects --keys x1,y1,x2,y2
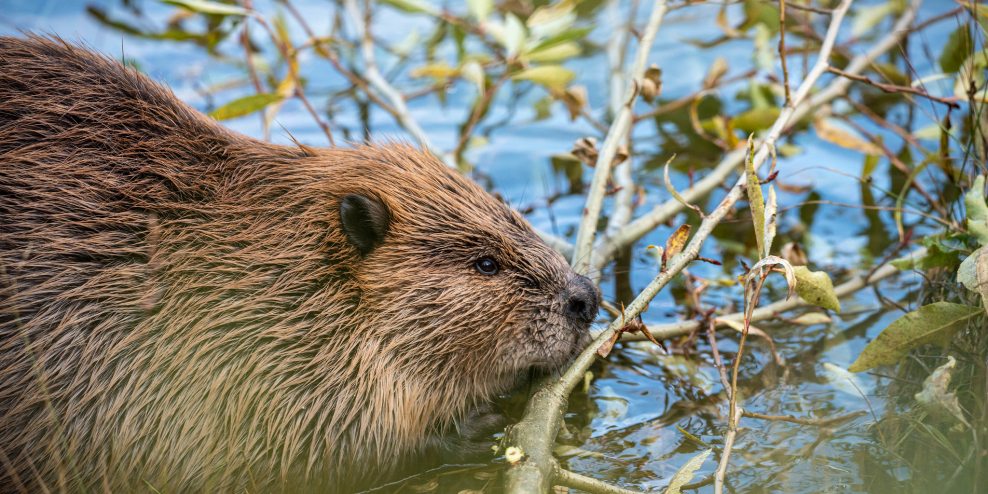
[{"x1": 1, "y1": 0, "x2": 966, "y2": 492}]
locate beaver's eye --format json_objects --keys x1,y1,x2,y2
[{"x1": 475, "y1": 257, "x2": 499, "y2": 275}]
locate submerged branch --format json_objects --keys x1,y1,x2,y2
[{"x1": 552, "y1": 461, "x2": 648, "y2": 494}]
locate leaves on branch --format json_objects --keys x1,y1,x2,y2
[
  {"x1": 958, "y1": 246, "x2": 988, "y2": 301},
  {"x1": 663, "y1": 225, "x2": 692, "y2": 270},
  {"x1": 663, "y1": 155, "x2": 703, "y2": 217},
  {"x1": 744, "y1": 134, "x2": 767, "y2": 258},
  {"x1": 793, "y1": 266, "x2": 840, "y2": 313},
  {"x1": 965, "y1": 174, "x2": 988, "y2": 244},
  {"x1": 511, "y1": 65, "x2": 575, "y2": 91},
  {"x1": 162, "y1": 0, "x2": 249, "y2": 16},
  {"x1": 848, "y1": 302, "x2": 980, "y2": 373}
]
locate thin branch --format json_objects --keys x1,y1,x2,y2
[
  {"x1": 741, "y1": 410, "x2": 868, "y2": 426},
  {"x1": 612, "y1": 246, "x2": 929, "y2": 343},
  {"x1": 571, "y1": 0, "x2": 669, "y2": 275},
  {"x1": 707, "y1": 319, "x2": 732, "y2": 394},
  {"x1": 827, "y1": 65, "x2": 961, "y2": 109},
  {"x1": 714, "y1": 406, "x2": 743, "y2": 494},
  {"x1": 594, "y1": 0, "x2": 922, "y2": 272},
  {"x1": 780, "y1": 0, "x2": 791, "y2": 106},
  {"x1": 343, "y1": 0, "x2": 452, "y2": 166},
  {"x1": 552, "y1": 461, "x2": 647, "y2": 494}
]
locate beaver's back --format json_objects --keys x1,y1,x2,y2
[{"x1": 0, "y1": 36, "x2": 351, "y2": 493}]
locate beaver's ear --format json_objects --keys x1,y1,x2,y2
[{"x1": 340, "y1": 194, "x2": 389, "y2": 255}]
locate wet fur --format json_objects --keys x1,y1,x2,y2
[{"x1": 0, "y1": 36, "x2": 591, "y2": 493}]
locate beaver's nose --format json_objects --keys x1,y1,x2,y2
[{"x1": 562, "y1": 275, "x2": 599, "y2": 325}]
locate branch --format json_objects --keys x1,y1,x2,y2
[
  {"x1": 612, "y1": 246, "x2": 928, "y2": 343},
  {"x1": 714, "y1": 406, "x2": 742, "y2": 494},
  {"x1": 343, "y1": 0, "x2": 453, "y2": 166},
  {"x1": 552, "y1": 461, "x2": 648, "y2": 494},
  {"x1": 741, "y1": 410, "x2": 868, "y2": 426},
  {"x1": 827, "y1": 65, "x2": 960, "y2": 109},
  {"x1": 504, "y1": 2, "x2": 855, "y2": 491},
  {"x1": 571, "y1": 0, "x2": 669, "y2": 274},
  {"x1": 594, "y1": 0, "x2": 922, "y2": 272}
]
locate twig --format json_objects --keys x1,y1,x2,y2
[
  {"x1": 780, "y1": 0, "x2": 791, "y2": 106},
  {"x1": 827, "y1": 65, "x2": 961, "y2": 109},
  {"x1": 707, "y1": 318, "x2": 732, "y2": 394},
  {"x1": 594, "y1": 0, "x2": 922, "y2": 272},
  {"x1": 741, "y1": 410, "x2": 867, "y2": 426},
  {"x1": 343, "y1": 0, "x2": 452, "y2": 166},
  {"x1": 552, "y1": 461, "x2": 647, "y2": 494},
  {"x1": 452, "y1": 71, "x2": 510, "y2": 163},
  {"x1": 714, "y1": 406, "x2": 742, "y2": 494},
  {"x1": 612, "y1": 246, "x2": 928, "y2": 343},
  {"x1": 571, "y1": 0, "x2": 669, "y2": 275},
  {"x1": 248, "y1": 14, "x2": 335, "y2": 146}
]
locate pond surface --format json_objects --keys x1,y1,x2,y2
[{"x1": 2, "y1": 0, "x2": 965, "y2": 493}]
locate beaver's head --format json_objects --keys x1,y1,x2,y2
[{"x1": 330, "y1": 145, "x2": 597, "y2": 393}]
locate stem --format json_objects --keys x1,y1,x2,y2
[
  {"x1": 571, "y1": 0, "x2": 669, "y2": 275},
  {"x1": 780, "y1": 0, "x2": 791, "y2": 106},
  {"x1": 552, "y1": 461, "x2": 648, "y2": 494},
  {"x1": 827, "y1": 65, "x2": 960, "y2": 109}
]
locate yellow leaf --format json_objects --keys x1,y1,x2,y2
[
  {"x1": 511, "y1": 65, "x2": 575, "y2": 90},
  {"x1": 662, "y1": 225, "x2": 692, "y2": 268},
  {"x1": 410, "y1": 63, "x2": 460, "y2": 80},
  {"x1": 813, "y1": 118, "x2": 883, "y2": 155},
  {"x1": 744, "y1": 135, "x2": 766, "y2": 259}
]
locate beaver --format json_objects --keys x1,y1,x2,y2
[{"x1": 0, "y1": 35, "x2": 598, "y2": 493}]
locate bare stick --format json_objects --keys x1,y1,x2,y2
[
  {"x1": 343, "y1": 0, "x2": 452, "y2": 166},
  {"x1": 827, "y1": 65, "x2": 960, "y2": 109},
  {"x1": 612, "y1": 246, "x2": 928, "y2": 342},
  {"x1": 742, "y1": 410, "x2": 867, "y2": 426},
  {"x1": 571, "y1": 0, "x2": 669, "y2": 275},
  {"x1": 780, "y1": 0, "x2": 791, "y2": 106},
  {"x1": 714, "y1": 406, "x2": 743, "y2": 494},
  {"x1": 553, "y1": 461, "x2": 647, "y2": 494},
  {"x1": 595, "y1": 0, "x2": 921, "y2": 271},
  {"x1": 707, "y1": 319, "x2": 732, "y2": 393}
]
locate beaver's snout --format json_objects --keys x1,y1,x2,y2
[{"x1": 561, "y1": 275, "x2": 599, "y2": 326}]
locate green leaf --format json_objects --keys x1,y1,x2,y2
[
  {"x1": 744, "y1": 135, "x2": 765, "y2": 258},
  {"x1": 663, "y1": 449, "x2": 712, "y2": 494},
  {"x1": 504, "y1": 13, "x2": 527, "y2": 56},
  {"x1": 958, "y1": 246, "x2": 988, "y2": 302},
  {"x1": 528, "y1": 26, "x2": 594, "y2": 52},
  {"x1": 915, "y1": 357, "x2": 971, "y2": 427},
  {"x1": 511, "y1": 65, "x2": 575, "y2": 90},
  {"x1": 941, "y1": 25, "x2": 973, "y2": 73},
  {"x1": 732, "y1": 107, "x2": 781, "y2": 135},
  {"x1": 522, "y1": 42, "x2": 581, "y2": 63},
  {"x1": 466, "y1": 0, "x2": 492, "y2": 20},
  {"x1": 848, "y1": 302, "x2": 979, "y2": 372},
  {"x1": 966, "y1": 174, "x2": 988, "y2": 244},
  {"x1": 862, "y1": 153, "x2": 880, "y2": 178},
  {"x1": 793, "y1": 266, "x2": 840, "y2": 313},
  {"x1": 160, "y1": 0, "x2": 249, "y2": 15},
  {"x1": 376, "y1": 0, "x2": 439, "y2": 15},
  {"x1": 209, "y1": 93, "x2": 284, "y2": 120}
]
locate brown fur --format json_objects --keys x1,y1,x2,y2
[{"x1": 0, "y1": 36, "x2": 594, "y2": 493}]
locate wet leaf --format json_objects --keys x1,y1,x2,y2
[
  {"x1": 780, "y1": 242, "x2": 807, "y2": 266},
  {"x1": 511, "y1": 65, "x2": 575, "y2": 91},
  {"x1": 792, "y1": 313, "x2": 832, "y2": 325},
  {"x1": 764, "y1": 185, "x2": 777, "y2": 258},
  {"x1": 663, "y1": 225, "x2": 692, "y2": 268},
  {"x1": 957, "y1": 246, "x2": 988, "y2": 302},
  {"x1": 813, "y1": 118, "x2": 883, "y2": 155},
  {"x1": 965, "y1": 174, "x2": 988, "y2": 244},
  {"x1": 744, "y1": 135, "x2": 766, "y2": 258},
  {"x1": 161, "y1": 0, "x2": 248, "y2": 15},
  {"x1": 467, "y1": 0, "x2": 492, "y2": 21},
  {"x1": 793, "y1": 266, "x2": 840, "y2": 313},
  {"x1": 916, "y1": 357, "x2": 971, "y2": 427},
  {"x1": 663, "y1": 449, "x2": 712, "y2": 494},
  {"x1": 848, "y1": 302, "x2": 979, "y2": 372},
  {"x1": 209, "y1": 93, "x2": 284, "y2": 120}
]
